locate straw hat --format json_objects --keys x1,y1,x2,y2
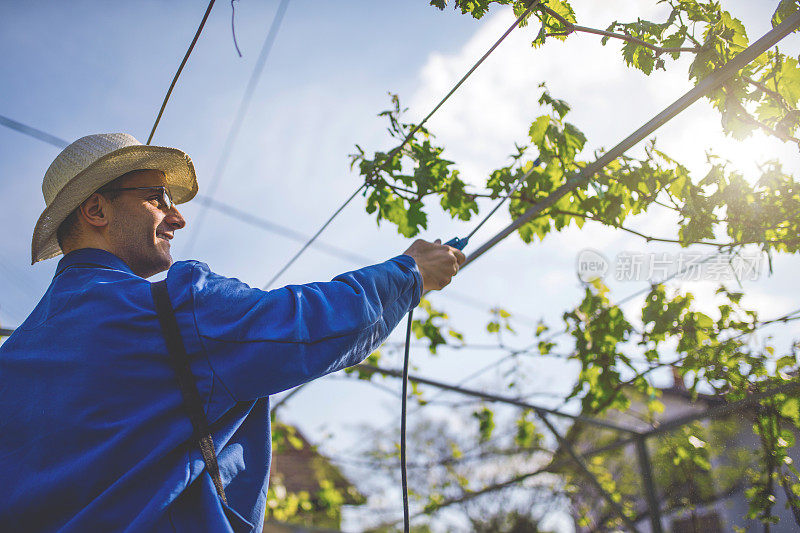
[{"x1": 31, "y1": 133, "x2": 198, "y2": 264}]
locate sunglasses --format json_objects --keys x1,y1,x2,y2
[{"x1": 99, "y1": 186, "x2": 175, "y2": 212}]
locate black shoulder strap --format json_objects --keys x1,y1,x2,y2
[{"x1": 150, "y1": 279, "x2": 228, "y2": 505}]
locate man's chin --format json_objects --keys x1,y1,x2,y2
[
  {"x1": 138, "y1": 250, "x2": 173, "y2": 279},
  {"x1": 156, "y1": 240, "x2": 173, "y2": 264},
  {"x1": 158, "y1": 251, "x2": 173, "y2": 270}
]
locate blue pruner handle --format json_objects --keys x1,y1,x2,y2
[{"x1": 443, "y1": 236, "x2": 469, "y2": 250}]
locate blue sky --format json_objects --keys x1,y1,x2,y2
[{"x1": 2, "y1": 1, "x2": 799, "y2": 530}]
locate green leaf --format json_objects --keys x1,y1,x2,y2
[
  {"x1": 514, "y1": 410, "x2": 540, "y2": 447},
  {"x1": 719, "y1": 11, "x2": 748, "y2": 50},
  {"x1": 535, "y1": 321, "x2": 549, "y2": 336},
  {"x1": 695, "y1": 312, "x2": 714, "y2": 330},
  {"x1": 390, "y1": 198, "x2": 428, "y2": 237},
  {"x1": 528, "y1": 115, "x2": 550, "y2": 145},
  {"x1": 622, "y1": 42, "x2": 656, "y2": 75},
  {"x1": 542, "y1": 0, "x2": 576, "y2": 26},
  {"x1": 780, "y1": 397, "x2": 800, "y2": 423},
  {"x1": 447, "y1": 329, "x2": 464, "y2": 342},
  {"x1": 563, "y1": 122, "x2": 587, "y2": 158},
  {"x1": 472, "y1": 407, "x2": 495, "y2": 442},
  {"x1": 772, "y1": 0, "x2": 800, "y2": 30}
]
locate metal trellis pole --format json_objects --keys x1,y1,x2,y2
[{"x1": 635, "y1": 436, "x2": 663, "y2": 533}]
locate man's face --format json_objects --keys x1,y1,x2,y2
[{"x1": 103, "y1": 169, "x2": 186, "y2": 278}]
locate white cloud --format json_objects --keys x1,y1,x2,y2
[{"x1": 408, "y1": 0, "x2": 798, "y2": 188}]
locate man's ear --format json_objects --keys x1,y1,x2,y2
[{"x1": 78, "y1": 193, "x2": 111, "y2": 228}]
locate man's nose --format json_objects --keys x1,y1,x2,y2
[{"x1": 165, "y1": 206, "x2": 186, "y2": 230}]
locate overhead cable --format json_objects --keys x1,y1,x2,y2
[
  {"x1": 183, "y1": 0, "x2": 291, "y2": 255},
  {"x1": 195, "y1": 194, "x2": 370, "y2": 264},
  {"x1": 230, "y1": 0, "x2": 243, "y2": 57},
  {"x1": 0, "y1": 115, "x2": 68, "y2": 148},
  {"x1": 262, "y1": 185, "x2": 368, "y2": 289},
  {"x1": 147, "y1": 0, "x2": 217, "y2": 145},
  {"x1": 262, "y1": 0, "x2": 543, "y2": 289},
  {"x1": 3, "y1": 2, "x2": 219, "y2": 149},
  {"x1": 356, "y1": 363, "x2": 638, "y2": 433},
  {"x1": 460, "y1": 9, "x2": 800, "y2": 272}
]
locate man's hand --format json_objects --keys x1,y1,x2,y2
[{"x1": 403, "y1": 239, "x2": 466, "y2": 292}]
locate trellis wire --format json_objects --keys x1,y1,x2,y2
[
  {"x1": 261, "y1": 0, "x2": 543, "y2": 289},
  {"x1": 147, "y1": 0, "x2": 217, "y2": 145}
]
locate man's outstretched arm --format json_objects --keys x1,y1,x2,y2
[{"x1": 175, "y1": 239, "x2": 464, "y2": 402}]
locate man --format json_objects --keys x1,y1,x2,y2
[{"x1": 0, "y1": 133, "x2": 464, "y2": 532}]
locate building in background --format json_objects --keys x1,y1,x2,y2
[
  {"x1": 558, "y1": 374, "x2": 800, "y2": 532},
  {"x1": 265, "y1": 422, "x2": 366, "y2": 532}
]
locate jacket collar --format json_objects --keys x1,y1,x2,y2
[{"x1": 55, "y1": 248, "x2": 136, "y2": 277}]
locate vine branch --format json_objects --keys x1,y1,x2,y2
[{"x1": 539, "y1": 5, "x2": 701, "y2": 56}]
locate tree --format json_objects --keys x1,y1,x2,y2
[
  {"x1": 337, "y1": 0, "x2": 800, "y2": 530},
  {"x1": 356, "y1": 407, "x2": 564, "y2": 532}
]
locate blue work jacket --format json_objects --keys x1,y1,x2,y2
[{"x1": 0, "y1": 248, "x2": 422, "y2": 532}]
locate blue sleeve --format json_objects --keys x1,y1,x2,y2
[{"x1": 185, "y1": 255, "x2": 422, "y2": 401}]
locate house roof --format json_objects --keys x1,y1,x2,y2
[
  {"x1": 270, "y1": 422, "x2": 366, "y2": 506},
  {"x1": 657, "y1": 383, "x2": 725, "y2": 406}
]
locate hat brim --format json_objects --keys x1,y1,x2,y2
[{"x1": 31, "y1": 144, "x2": 198, "y2": 264}]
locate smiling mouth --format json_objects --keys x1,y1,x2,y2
[{"x1": 156, "y1": 232, "x2": 173, "y2": 241}]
